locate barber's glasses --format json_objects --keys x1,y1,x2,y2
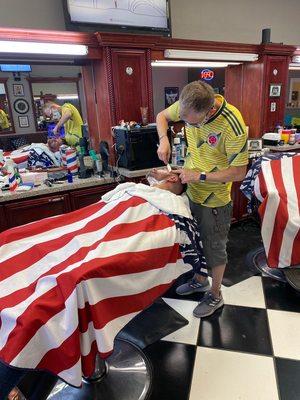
[
  {"x1": 184, "y1": 116, "x2": 209, "y2": 129},
  {"x1": 183, "y1": 110, "x2": 212, "y2": 129}
]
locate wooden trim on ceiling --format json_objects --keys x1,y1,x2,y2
[
  {"x1": 95, "y1": 32, "x2": 297, "y2": 58},
  {"x1": 0, "y1": 27, "x2": 97, "y2": 46},
  {"x1": 0, "y1": 28, "x2": 296, "y2": 60},
  {"x1": 258, "y1": 43, "x2": 296, "y2": 57}
]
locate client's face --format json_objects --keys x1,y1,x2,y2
[
  {"x1": 48, "y1": 138, "x2": 62, "y2": 152},
  {"x1": 147, "y1": 168, "x2": 171, "y2": 183},
  {"x1": 147, "y1": 168, "x2": 183, "y2": 195}
]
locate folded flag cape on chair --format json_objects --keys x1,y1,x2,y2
[
  {"x1": 0, "y1": 189, "x2": 192, "y2": 387},
  {"x1": 254, "y1": 155, "x2": 300, "y2": 269}
]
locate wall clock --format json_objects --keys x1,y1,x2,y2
[{"x1": 14, "y1": 99, "x2": 30, "y2": 114}]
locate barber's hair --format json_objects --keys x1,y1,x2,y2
[
  {"x1": 179, "y1": 81, "x2": 215, "y2": 117},
  {"x1": 42, "y1": 102, "x2": 56, "y2": 114}
]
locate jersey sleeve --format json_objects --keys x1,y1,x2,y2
[
  {"x1": 166, "y1": 101, "x2": 181, "y2": 122},
  {"x1": 224, "y1": 122, "x2": 248, "y2": 167},
  {"x1": 61, "y1": 104, "x2": 73, "y2": 117}
]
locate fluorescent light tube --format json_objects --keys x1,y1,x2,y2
[
  {"x1": 152, "y1": 60, "x2": 240, "y2": 68},
  {"x1": 0, "y1": 41, "x2": 88, "y2": 56},
  {"x1": 57, "y1": 95, "x2": 79, "y2": 100},
  {"x1": 164, "y1": 49, "x2": 258, "y2": 62},
  {"x1": 289, "y1": 63, "x2": 300, "y2": 70}
]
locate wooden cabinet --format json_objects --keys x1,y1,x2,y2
[
  {"x1": 4, "y1": 194, "x2": 70, "y2": 228},
  {"x1": 0, "y1": 205, "x2": 7, "y2": 232},
  {"x1": 70, "y1": 184, "x2": 117, "y2": 210},
  {"x1": 231, "y1": 181, "x2": 248, "y2": 223},
  {"x1": 110, "y1": 48, "x2": 153, "y2": 124},
  {"x1": 0, "y1": 183, "x2": 118, "y2": 231}
]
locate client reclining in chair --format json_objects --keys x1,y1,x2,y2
[{"x1": 0, "y1": 169, "x2": 207, "y2": 400}]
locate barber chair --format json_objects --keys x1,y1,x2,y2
[
  {"x1": 249, "y1": 246, "x2": 300, "y2": 291},
  {"x1": 17, "y1": 299, "x2": 188, "y2": 400}
]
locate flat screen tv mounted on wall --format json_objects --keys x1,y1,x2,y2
[{"x1": 63, "y1": 0, "x2": 171, "y2": 36}]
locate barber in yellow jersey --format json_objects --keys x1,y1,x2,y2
[
  {"x1": 0, "y1": 108, "x2": 10, "y2": 130},
  {"x1": 43, "y1": 102, "x2": 83, "y2": 147},
  {"x1": 157, "y1": 81, "x2": 248, "y2": 318}
]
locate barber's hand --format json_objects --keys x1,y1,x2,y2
[
  {"x1": 52, "y1": 126, "x2": 59, "y2": 136},
  {"x1": 173, "y1": 168, "x2": 200, "y2": 184},
  {"x1": 157, "y1": 139, "x2": 171, "y2": 165}
]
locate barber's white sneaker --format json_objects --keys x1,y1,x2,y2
[
  {"x1": 176, "y1": 277, "x2": 211, "y2": 295},
  {"x1": 193, "y1": 291, "x2": 224, "y2": 318}
]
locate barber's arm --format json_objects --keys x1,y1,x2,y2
[
  {"x1": 156, "y1": 109, "x2": 173, "y2": 164},
  {"x1": 53, "y1": 110, "x2": 72, "y2": 135},
  {"x1": 174, "y1": 165, "x2": 247, "y2": 184}
]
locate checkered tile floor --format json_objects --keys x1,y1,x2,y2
[{"x1": 143, "y1": 275, "x2": 300, "y2": 400}]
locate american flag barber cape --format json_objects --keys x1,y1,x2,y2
[
  {"x1": 254, "y1": 154, "x2": 300, "y2": 269},
  {"x1": 0, "y1": 187, "x2": 193, "y2": 387}
]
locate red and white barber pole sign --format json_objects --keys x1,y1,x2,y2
[{"x1": 200, "y1": 69, "x2": 214, "y2": 81}]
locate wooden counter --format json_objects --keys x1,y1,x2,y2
[{"x1": 0, "y1": 175, "x2": 117, "y2": 232}]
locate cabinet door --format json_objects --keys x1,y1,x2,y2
[
  {"x1": 231, "y1": 182, "x2": 248, "y2": 223},
  {"x1": 0, "y1": 205, "x2": 7, "y2": 232},
  {"x1": 4, "y1": 194, "x2": 70, "y2": 228},
  {"x1": 110, "y1": 49, "x2": 153, "y2": 124},
  {"x1": 70, "y1": 184, "x2": 117, "y2": 210}
]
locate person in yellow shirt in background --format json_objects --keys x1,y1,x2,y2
[
  {"x1": 43, "y1": 101, "x2": 83, "y2": 147},
  {"x1": 0, "y1": 108, "x2": 10, "y2": 130},
  {"x1": 157, "y1": 81, "x2": 248, "y2": 318}
]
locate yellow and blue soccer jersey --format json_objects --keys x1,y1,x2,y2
[{"x1": 167, "y1": 95, "x2": 248, "y2": 207}]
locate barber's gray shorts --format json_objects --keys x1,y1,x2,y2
[{"x1": 189, "y1": 199, "x2": 233, "y2": 269}]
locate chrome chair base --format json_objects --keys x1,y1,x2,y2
[
  {"x1": 47, "y1": 339, "x2": 152, "y2": 400},
  {"x1": 251, "y1": 247, "x2": 287, "y2": 282}
]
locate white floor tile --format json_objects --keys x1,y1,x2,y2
[
  {"x1": 189, "y1": 347, "x2": 278, "y2": 400},
  {"x1": 222, "y1": 276, "x2": 266, "y2": 309},
  {"x1": 268, "y1": 309, "x2": 300, "y2": 360},
  {"x1": 161, "y1": 298, "x2": 200, "y2": 345}
]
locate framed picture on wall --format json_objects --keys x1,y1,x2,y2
[
  {"x1": 269, "y1": 84, "x2": 281, "y2": 97},
  {"x1": 18, "y1": 115, "x2": 29, "y2": 128},
  {"x1": 164, "y1": 87, "x2": 179, "y2": 108},
  {"x1": 13, "y1": 84, "x2": 24, "y2": 96}
]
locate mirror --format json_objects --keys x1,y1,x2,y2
[
  {"x1": 30, "y1": 78, "x2": 82, "y2": 132},
  {"x1": 0, "y1": 80, "x2": 13, "y2": 133},
  {"x1": 287, "y1": 78, "x2": 300, "y2": 109}
]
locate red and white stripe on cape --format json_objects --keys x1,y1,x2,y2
[
  {"x1": 3, "y1": 151, "x2": 29, "y2": 166},
  {"x1": 0, "y1": 194, "x2": 190, "y2": 387},
  {"x1": 254, "y1": 155, "x2": 300, "y2": 269}
]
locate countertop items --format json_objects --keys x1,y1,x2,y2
[
  {"x1": 266, "y1": 143, "x2": 300, "y2": 152},
  {"x1": 0, "y1": 175, "x2": 115, "y2": 203}
]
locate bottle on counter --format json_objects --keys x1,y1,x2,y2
[
  {"x1": 171, "y1": 140, "x2": 178, "y2": 165},
  {"x1": 67, "y1": 169, "x2": 73, "y2": 183},
  {"x1": 171, "y1": 129, "x2": 186, "y2": 166}
]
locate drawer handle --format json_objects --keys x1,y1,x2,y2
[{"x1": 49, "y1": 197, "x2": 64, "y2": 203}]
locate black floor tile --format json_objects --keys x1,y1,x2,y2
[
  {"x1": 197, "y1": 305, "x2": 273, "y2": 355},
  {"x1": 143, "y1": 341, "x2": 196, "y2": 400},
  {"x1": 275, "y1": 357, "x2": 300, "y2": 400},
  {"x1": 224, "y1": 219, "x2": 263, "y2": 287},
  {"x1": 262, "y1": 277, "x2": 300, "y2": 313}
]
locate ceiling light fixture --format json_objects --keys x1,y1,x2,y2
[
  {"x1": 164, "y1": 49, "x2": 258, "y2": 62},
  {"x1": 289, "y1": 63, "x2": 300, "y2": 70},
  {"x1": 57, "y1": 94, "x2": 79, "y2": 100},
  {"x1": 0, "y1": 41, "x2": 88, "y2": 56},
  {"x1": 151, "y1": 60, "x2": 240, "y2": 68},
  {"x1": 292, "y1": 55, "x2": 300, "y2": 63}
]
